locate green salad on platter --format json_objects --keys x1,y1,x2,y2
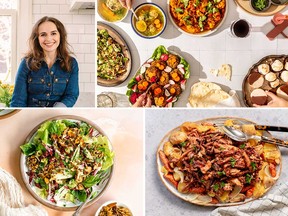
[{"x1": 20, "y1": 119, "x2": 114, "y2": 207}]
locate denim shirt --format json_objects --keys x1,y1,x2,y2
[{"x1": 10, "y1": 57, "x2": 79, "y2": 107}]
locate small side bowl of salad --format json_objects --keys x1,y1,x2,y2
[
  {"x1": 250, "y1": 0, "x2": 271, "y2": 12},
  {"x1": 20, "y1": 116, "x2": 114, "y2": 211},
  {"x1": 95, "y1": 201, "x2": 133, "y2": 216}
]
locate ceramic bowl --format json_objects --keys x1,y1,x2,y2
[
  {"x1": 95, "y1": 201, "x2": 133, "y2": 216},
  {"x1": 271, "y1": 0, "x2": 288, "y2": 5},
  {"x1": 97, "y1": 0, "x2": 129, "y2": 23},
  {"x1": 250, "y1": 0, "x2": 271, "y2": 12},
  {"x1": 131, "y1": 3, "x2": 167, "y2": 39}
]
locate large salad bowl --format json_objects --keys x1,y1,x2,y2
[{"x1": 20, "y1": 115, "x2": 114, "y2": 211}]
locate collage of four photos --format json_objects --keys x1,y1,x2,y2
[{"x1": 0, "y1": 0, "x2": 288, "y2": 216}]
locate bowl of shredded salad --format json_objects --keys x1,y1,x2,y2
[{"x1": 20, "y1": 115, "x2": 114, "y2": 211}]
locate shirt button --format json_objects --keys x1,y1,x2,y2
[
  {"x1": 55, "y1": 78, "x2": 58, "y2": 82},
  {"x1": 41, "y1": 79, "x2": 44, "y2": 83},
  {"x1": 50, "y1": 71, "x2": 54, "y2": 75},
  {"x1": 47, "y1": 83, "x2": 51, "y2": 87},
  {"x1": 46, "y1": 93, "x2": 50, "y2": 97}
]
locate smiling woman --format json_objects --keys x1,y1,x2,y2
[{"x1": 10, "y1": 16, "x2": 79, "y2": 107}]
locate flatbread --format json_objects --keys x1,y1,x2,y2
[
  {"x1": 218, "y1": 64, "x2": 232, "y2": 81},
  {"x1": 210, "y1": 64, "x2": 232, "y2": 81},
  {"x1": 188, "y1": 82, "x2": 230, "y2": 107}
]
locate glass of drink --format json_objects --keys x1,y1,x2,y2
[
  {"x1": 97, "y1": 93, "x2": 114, "y2": 107},
  {"x1": 230, "y1": 19, "x2": 251, "y2": 38}
]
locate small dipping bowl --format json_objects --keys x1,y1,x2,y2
[
  {"x1": 271, "y1": 0, "x2": 288, "y2": 5},
  {"x1": 131, "y1": 3, "x2": 167, "y2": 39},
  {"x1": 250, "y1": 0, "x2": 271, "y2": 12}
]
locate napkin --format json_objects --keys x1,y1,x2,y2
[
  {"x1": 214, "y1": 90, "x2": 241, "y2": 107},
  {"x1": 0, "y1": 168, "x2": 48, "y2": 216},
  {"x1": 210, "y1": 182, "x2": 288, "y2": 216}
]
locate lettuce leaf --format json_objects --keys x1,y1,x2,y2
[
  {"x1": 34, "y1": 177, "x2": 48, "y2": 190},
  {"x1": 49, "y1": 120, "x2": 67, "y2": 135},
  {"x1": 34, "y1": 187, "x2": 47, "y2": 199},
  {"x1": 127, "y1": 78, "x2": 137, "y2": 89},
  {"x1": 33, "y1": 121, "x2": 51, "y2": 145},
  {"x1": 65, "y1": 193, "x2": 75, "y2": 203},
  {"x1": 80, "y1": 122, "x2": 90, "y2": 135},
  {"x1": 20, "y1": 143, "x2": 36, "y2": 156},
  {"x1": 82, "y1": 175, "x2": 101, "y2": 188},
  {"x1": 95, "y1": 136, "x2": 114, "y2": 170},
  {"x1": 71, "y1": 190, "x2": 87, "y2": 202},
  {"x1": 151, "y1": 45, "x2": 169, "y2": 60},
  {"x1": 62, "y1": 119, "x2": 78, "y2": 128},
  {"x1": 180, "y1": 57, "x2": 190, "y2": 79}
]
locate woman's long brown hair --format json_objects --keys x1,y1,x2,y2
[{"x1": 25, "y1": 16, "x2": 73, "y2": 72}]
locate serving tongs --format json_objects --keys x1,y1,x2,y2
[
  {"x1": 222, "y1": 125, "x2": 288, "y2": 148},
  {"x1": 212, "y1": 118, "x2": 288, "y2": 132}
]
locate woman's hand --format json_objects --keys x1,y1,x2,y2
[
  {"x1": 119, "y1": 0, "x2": 132, "y2": 9},
  {"x1": 254, "y1": 91, "x2": 288, "y2": 107},
  {"x1": 132, "y1": 93, "x2": 152, "y2": 107}
]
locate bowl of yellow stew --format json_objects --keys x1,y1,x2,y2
[
  {"x1": 98, "y1": 0, "x2": 128, "y2": 23},
  {"x1": 131, "y1": 3, "x2": 167, "y2": 39}
]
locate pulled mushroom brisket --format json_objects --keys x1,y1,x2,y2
[{"x1": 161, "y1": 126, "x2": 263, "y2": 201}]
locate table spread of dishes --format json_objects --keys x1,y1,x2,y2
[{"x1": 96, "y1": 0, "x2": 288, "y2": 107}]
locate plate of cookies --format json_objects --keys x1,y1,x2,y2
[{"x1": 242, "y1": 55, "x2": 288, "y2": 107}]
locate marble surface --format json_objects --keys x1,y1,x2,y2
[
  {"x1": 145, "y1": 109, "x2": 288, "y2": 215},
  {"x1": 0, "y1": 109, "x2": 144, "y2": 216},
  {"x1": 96, "y1": 1, "x2": 288, "y2": 107}
]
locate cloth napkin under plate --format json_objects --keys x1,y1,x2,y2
[
  {"x1": 0, "y1": 168, "x2": 48, "y2": 216},
  {"x1": 210, "y1": 182, "x2": 288, "y2": 216},
  {"x1": 214, "y1": 90, "x2": 241, "y2": 107}
]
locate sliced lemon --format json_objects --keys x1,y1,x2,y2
[{"x1": 136, "y1": 20, "x2": 147, "y2": 32}]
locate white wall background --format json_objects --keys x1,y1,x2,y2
[{"x1": 31, "y1": 0, "x2": 95, "y2": 106}]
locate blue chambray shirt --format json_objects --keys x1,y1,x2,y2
[{"x1": 10, "y1": 57, "x2": 79, "y2": 107}]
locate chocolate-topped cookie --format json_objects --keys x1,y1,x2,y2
[
  {"x1": 248, "y1": 73, "x2": 264, "y2": 88},
  {"x1": 277, "y1": 85, "x2": 288, "y2": 101},
  {"x1": 250, "y1": 88, "x2": 267, "y2": 105}
]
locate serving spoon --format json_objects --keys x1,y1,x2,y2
[
  {"x1": 130, "y1": 7, "x2": 139, "y2": 20},
  {"x1": 222, "y1": 125, "x2": 288, "y2": 148}
]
